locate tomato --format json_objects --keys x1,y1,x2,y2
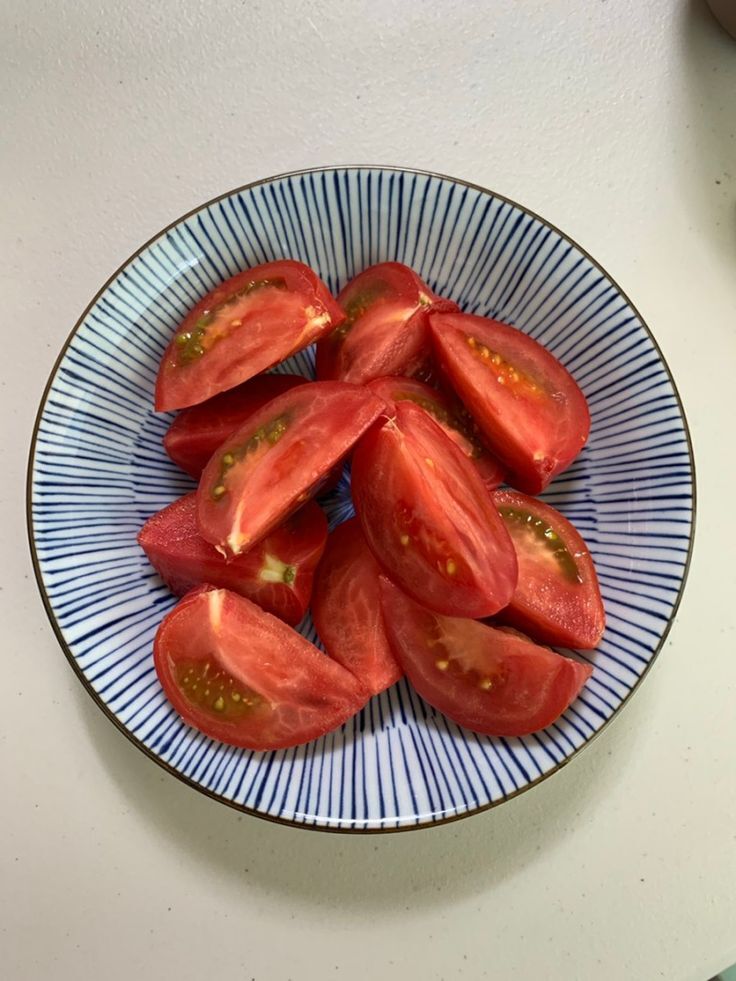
[
  {"x1": 379, "y1": 578, "x2": 592, "y2": 737},
  {"x1": 155, "y1": 260, "x2": 344, "y2": 411},
  {"x1": 429, "y1": 311, "x2": 590, "y2": 493},
  {"x1": 312, "y1": 518, "x2": 402, "y2": 696},
  {"x1": 315, "y1": 262, "x2": 456, "y2": 385},
  {"x1": 367, "y1": 376, "x2": 505, "y2": 491},
  {"x1": 197, "y1": 381, "x2": 386, "y2": 556},
  {"x1": 351, "y1": 400, "x2": 517, "y2": 618},
  {"x1": 163, "y1": 373, "x2": 304, "y2": 477},
  {"x1": 154, "y1": 586, "x2": 366, "y2": 750},
  {"x1": 138, "y1": 494, "x2": 327, "y2": 625},
  {"x1": 492, "y1": 489, "x2": 605, "y2": 649}
]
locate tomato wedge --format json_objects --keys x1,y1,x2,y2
[
  {"x1": 155, "y1": 260, "x2": 343, "y2": 411},
  {"x1": 315, "y1": 262, "x2": 456, "y2": 385},
  {"x1": 197, "y1": 381, "x2": 386, "y2": 556},
  {"x1": 312, "y1": 518, "x2": 402, "y2": 696},
  {"x1": 379, "y1": 578, "x2": 592, "y2": 737},
  {"x1": 138, "y1": 494, "x2": 327, "y2": 625},
  {"x1": 367, "y1": 376, "x2": 505, "y2": 491},
  {"x1": 351, "y1": 400, "x2": 517, "y2": 618},
  {"x1": 493, "y1": 489, "x2": 605, "y2": 649},
  {"x1": 163, "y1": 373, "x2": 304, "y2": 477},
  {"x1": 154, "y1": 586, "x2": 366, "y2": 750},
  {"x1": 429, "y1": 311, "x2": 590, "y2": 493}
]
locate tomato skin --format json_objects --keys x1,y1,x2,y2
[
  {"x1": 367, "y1": 376, "x2": 505, "y2": 491},
  {"x1": 429, "y1": 311, "x2": 590, "y2": 493},
  {"x1": 312, "y1": 518, "x2": 402, "y2": 696},
  {"x1": 163, "y1": 373, "x2": 305, "y2": 478},
  {"x1": 138, "y1": 494, "x2": 327, "y2": 625},
  {"x1": 316, "y1": 262, "x2": 457, "y2": 385},
  {"x1": 351, "y1": 400, "x2": 518, "y2": 618},
  {"x1": 154, "y1": 586, "x2": 367, "y2": 750},
  {"x1": 492, "y1": 489, "x2": 605, "y2": 649},
  {"x1": 197, "y1": 381, "x2": 386, "y2": 556},
  {"x1": 155, "y1": 260, "x2": 344, "y2": 412},
  {"x1": 379, "y1": 578, "x2": 592, "y2": 737}
]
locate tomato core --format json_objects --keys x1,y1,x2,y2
[
  {"x1": 497, "y1": 504, "x2": 582, "y2": 583},
  {"x1": 176, "y1": 279, "x2": 287, "y2": 365},
  {"x1": 173, "y1": 658, "x2": 265, "y2": 719}
]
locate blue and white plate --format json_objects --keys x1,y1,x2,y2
[{"x1": 27, "y1": 167, "x2": 695, "y2": 832}]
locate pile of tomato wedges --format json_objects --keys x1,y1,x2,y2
[{"x1": 139, "y1": 259, "x2": 605, "y2": 751}]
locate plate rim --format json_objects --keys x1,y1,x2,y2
[{"x1": 25, "y1": 164, "x2": 698, "y2": 834}]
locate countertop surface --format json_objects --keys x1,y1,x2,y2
[{"x1": 2, "y1": 1, "x2": 735, "y2": 979}]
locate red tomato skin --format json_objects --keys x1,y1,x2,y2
[
  {"x1": 155, "y1": 260, "x2": 344, "y2": 412},
  {"x1": 351, "y1": 400, "x2": 518, "y2": 618},
  {"x1": 138, "y1": 494, "x2": 327, "y2": 625},
  {"x1": 163, "y1": 373, "x2": 305, "y2": 477},
  {"x1": 492, "y1": 489, "x2": 605, "y2": 649},
  {"x1": 379, "y1": 578, "x2": 592, "y2": 737},
  {"x1": 312, "y1": 518, "x2": 402, "y2": 696},
  {"x1": 154, "y1": 586, "x2": 367, "y2": 750},
  {"x1": 367, "y1": 376, "x2": 505, "y2": 491},
  {"x1": 315, "y1": 262, "x2": 458, "y2": 385},
  {"x1": 197, "y1": 381, "x2": 387, "y2": 556},
  {"x1": 429, "y1": 311, "x2": 590, "y2": 493}
]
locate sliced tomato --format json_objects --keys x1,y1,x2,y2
[
  {"x1": 315, "y1": 262, "x2": 456, "y2": 385},
  {"x1": 351, "y1": 400, "x2": 517, "y2": 618},
  {"x1": 429, "y1": 311, "x2": 590, "y2": 493},
  {"x1": 154, "y1": 586, "x2": 366, "y2": 750},
  {"x1": 312, "y1": 518, "x2": 402, "y2": 696},
  {"x1": 138, "y1": 494, "x2": 327, "y2": 625},
  {"x1": 367, "y1": 376, "x2": 505, "y2": 491},
  {"x1": 493, "y1": 489, "x2": 605, "y2": 649},
  {"x1": 155, "y1": 260, "x2": 343, "y2": 411},
  {"x1": 379, "y1": 578, "x2": 592, "y2": 737},
  {"x1": 197, "y1": 381, "x2": 386, "y2": 556},
  {"x1": 163, "y1": 373, "x2": 304, "y2": 477}
]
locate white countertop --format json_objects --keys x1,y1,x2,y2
[{"x1": 2, "y1": 1, "x2": 735, "y2": 978}]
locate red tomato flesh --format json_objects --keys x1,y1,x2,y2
[
  {"x1": 368, "y1": 376, "x2": 505, "y2": 491},
  {"x1": 154, "y1": 586, "x2": 366, "y2": 750},
  {"x1": 351, "y1": 400, "x2": 518, "y2": 618},
  {"x1": 138, "y1": 494, "x2": 327, "y2": 625},
  {"x1": 493, "y1": 489, "x2": 605, "y2": 649},
  {"x1": 429, "y1": 311, "x2": 590, "y2": 493},
  {"x1": 197, "y1": 381, "x2": 386, "y2": 556},
  {"x1": 155, "y1": 260, "x2": 343, "y2": 411},
  {"x1": 316, "y1": 262, "x2": 456, "y2": 385},
  {"x1": 163, "y1": 373, "x2": 304, "y2": 478},
  {"x1": 312, "y1": 518, "x2": 402, "y2": 696},
  {"x1": 379, "y1": 578, "x2": 592, "y2": 737}
]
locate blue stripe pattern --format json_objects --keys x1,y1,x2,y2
[{"x1": 30, "y1": 168, "x2": 694, "y2": 830}]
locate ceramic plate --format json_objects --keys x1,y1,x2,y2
[{"x1": 28, "y1": 167, "x2": 695, "y2": 831}]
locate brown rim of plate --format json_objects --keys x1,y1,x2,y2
[{"x1": 25, "y1": 165, "x2": 698, "y2": 834}]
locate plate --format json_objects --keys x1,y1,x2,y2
[{"x1": 27, "y1": 167, "x2": 695, "y2": 831}]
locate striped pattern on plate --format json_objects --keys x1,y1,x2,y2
[{"x1": 28, "y1": 167, "x2": 695, "y2": 831}]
